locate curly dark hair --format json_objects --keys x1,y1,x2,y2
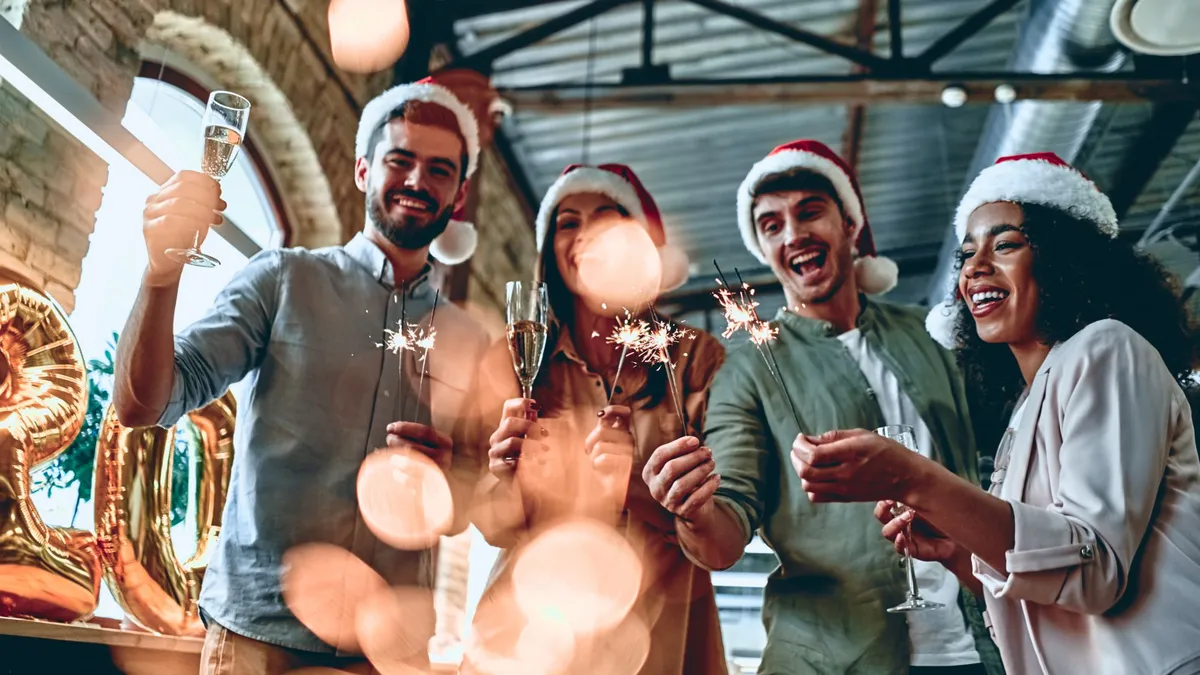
[{"x1": 946, "y1": 202, "x2": 1198, "y2": 453}]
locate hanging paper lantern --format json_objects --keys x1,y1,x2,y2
[{"x1": 328, "y1": 0, "x2": 411, "y2": 73}]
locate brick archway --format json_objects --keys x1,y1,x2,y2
[{"x1": 145, "y1": 10, "x2": 342, "y2": 249}]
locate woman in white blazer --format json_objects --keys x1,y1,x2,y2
[{"x1": 790, "y1": 153, "x2": 1200, "y2": 675}]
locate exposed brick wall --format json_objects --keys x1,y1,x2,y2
[
  {"x1": 468, "y1": 147, "x2": 539, "y2": 320},
  {"x1": 1, "y1": 0, "x2": 394, "y2": 310},
  {"x1": 0, "y1": 84, "x2": 109, "y2": 312}
]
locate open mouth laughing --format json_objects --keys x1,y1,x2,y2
[
  {"x1": 787, "y1": 244, "x2": 829, "y2": 279},
  {"x1": 968, "y1": 284, "x2": 1010, "y2": 318}
]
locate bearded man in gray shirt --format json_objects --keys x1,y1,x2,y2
[{"x1": 113, "y1": 78, "x2": 491, "y2": 675}]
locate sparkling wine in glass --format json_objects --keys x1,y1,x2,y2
[
  {"x1": 505, "y1": 281, "x2": 549, "y2": 400},
  {"x1": 165, "y1": 91, "x2": 251, "y2": 269},
  {"x1": 876, "y1": 424, "x2": 944, "y2": 614}
]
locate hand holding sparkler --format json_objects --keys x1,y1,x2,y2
[
  {"x1": 643, "y1": 436, "x2": 720, "y2": 522},
  {"x1": 587, "y1": 405, "x2": 636, "y2": 517}
]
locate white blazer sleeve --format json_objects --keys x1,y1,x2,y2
[{"x1": 993, "y1": 322, "x2": 1175, "y2": 613}]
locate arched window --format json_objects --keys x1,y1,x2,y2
[{"x1": 33, "y1": 61, "x2": 289, "y2": 620}]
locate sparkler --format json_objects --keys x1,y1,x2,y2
[
  {"x1": 713, "y1": 261, "x2": 801, "y2": 428},
  {"x1": 413, "y1": 289, "x2": 440, "y2": 420},
  {"x1": 378, "y1": 289, "x2": 440, "y2": 421},
  {"x1": 604, "y1": 310, "x2": 648, "y2": 406},
  {"x1": 630, "y1": 312, "x2": 691, "y2": 427}
]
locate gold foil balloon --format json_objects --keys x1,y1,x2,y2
[
  {"x1": 94, "y1": 391, "x2": 236, "y2": 636},
  {"x1": 0, "y1": 270, "x2": 99, "y2": 622}
]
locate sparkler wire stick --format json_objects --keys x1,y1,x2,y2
[
  {"x1": 646, "y1": 308, "x2": 688, "y2": 428},
  {"x1": 713, "y1": 261, "x2": 802, "y2": 428},
  {"x1": 605, "y1": 310, "x2": 647, "y2": 407},
  {"x1": 413, "y1": 288, "x2": 440, "y2": 421},
  {"x1": 399, "y1": 286, "x2": 408, "y2": 418}
]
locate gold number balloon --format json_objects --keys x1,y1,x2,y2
[
  {"x1": 94, "y1": 391, "x2": 236, "y2": 636},
  {"x1": 0, "y1": 270, "x2": 100, "y2": 622}
]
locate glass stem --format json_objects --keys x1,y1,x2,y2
[
  {"x1": 191, "y1": 231, "x2": 201, "y2": 249},
  {"x1": 521, "y1": 382, "x2": 532, "y2": 399},
  {"x1": 904, "y1": 527, "x2": 920, "y2": 599}
]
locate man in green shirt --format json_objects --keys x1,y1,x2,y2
[{"x1": 642, "y1": 140, "x2": 1002, "y2": 674}]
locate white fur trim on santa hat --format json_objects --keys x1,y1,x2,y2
[
  {"x1": 855, "y1": 255, "x2": 898, "y2": 295},
  {"x1": 429, "y1": 219, "x2": 477, "y2": 265},
  {"x1": 925, "y1": 300, "x2": 959, "y2": 350},
  {"x1": 736, "y1": 150, "x2": 866, "y2": 264},
  {"x1": 356, "y1": 82, "x2": 481, "y2": 178},
  {"x1": 535, "y1": 167, "x2": 647, "y2": 251},
  {"x1": 955, "y1": 159, "x2": 1118, "y2": 243}
]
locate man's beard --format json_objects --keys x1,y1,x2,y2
[{"x1": 366, "y1": 186, "x2": 453, "y2": 251}]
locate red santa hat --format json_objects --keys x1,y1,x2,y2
[
  {"x1": 534, "y1": 164, "x2": 690, "y2": 292},
  {"x1": 925, "y1": 152, "x2": 1119, "y2": 349},
  {"x1": 736, "y1": 140, "x2": 898, "y2": 295},
  {"x1": 356, "y1": 77, "x2": 480, "y2": 265}
]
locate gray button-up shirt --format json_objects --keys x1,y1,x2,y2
[{"x1": 159, "y1": 233, "x2": 488, "y2": 652}]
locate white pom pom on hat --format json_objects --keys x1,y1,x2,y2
[
  {"x1": 736, "y1": 139, "x2": 898, "y2": 295},
  {"x1": 925, "y1": 300, "x2": 959, "y2": 351},
  {"x1": 429, "y1": 214, "x2": 478, "y2": 265},
  {"x1": 534, "y1": 163, "x2": 690, "y2": 292}
]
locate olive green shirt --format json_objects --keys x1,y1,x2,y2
[{"x1": 701, "y1": 299, "x2": 1003, "y2": 675}]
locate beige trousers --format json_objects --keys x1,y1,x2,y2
[{"x1": 198, "y1": 622, "x2": 379, "y2": 675}]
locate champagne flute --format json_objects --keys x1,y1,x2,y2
[
  {"x1": 876, "y1": 424, "x2": 944, "y2": 614},
  {"x1": 164, "y1": 91, "x2": 251, "y2": 268},
  {"x1": 505, "y1": 281, "x2": 549, "y2": 400}
]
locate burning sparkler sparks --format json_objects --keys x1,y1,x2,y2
[
  {"x1": 714, "y1": 286, "x2": 757, "y2": 340},
  {"x1": 712, "y1": 261, "x2": 801, "y2": 428},
  {"x1": 377, "y1": 289, "x2": 441, "y2": 420},
  {"x1": 633, "y1": 314, "x2": 691, "y2": 426}
]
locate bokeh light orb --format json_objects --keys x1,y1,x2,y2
[
  {"x1": 357, "y1": 586, "x2": 435, "y2": 674},
  {"x1": 280, "y1": 543, "x2": 388, "y2": 654},
  {"x1": 328, "y1": 0, "x2": 411, "y2": 74},
  {"x1": 357, "y1": 446, "x2": 453, "y2": 550},
  {"x1": 511, "y1": 519, "x2": 643, "y2": 634},
  {"x1": 575, "y1": 219, "x2": 661, "y2": 315}
]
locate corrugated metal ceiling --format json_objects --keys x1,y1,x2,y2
[{"x1": 455, "y1": 0, "x2": 1200, "y2": 304}]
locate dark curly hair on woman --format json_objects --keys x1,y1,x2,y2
[{"x1": 944, "y1": 202, "x2": 1198, "y2": 454}]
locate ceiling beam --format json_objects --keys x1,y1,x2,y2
[
  {"x1": 682, "y1": 0, "x2": 895, "y2": 73},
  {"x1": 441, "y1": 0, "x2": 633, "y2": 73},
  {"x1": 499, "y1": 73, "x2": 1200, "y2": 110},
  {"x1": 843, "y1": 0, "x2": 880, "y2": 169},
  {"x1": 886, "y1": 0, "x2": 902, "y2": 60},
  {"x1": 1108, "y1": 102, "x2": 1198, "y2": 218},
  {"x1": 914, "y1": 0, "x2": 1023, "y2": 68}
]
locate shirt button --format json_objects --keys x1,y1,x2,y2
[
  {"x1": 1080, "y1": 545, "x2": 1094, "y2": 559},
  {"x1": 866, "y1": 388, "x2": 875, "y2": 397}
]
